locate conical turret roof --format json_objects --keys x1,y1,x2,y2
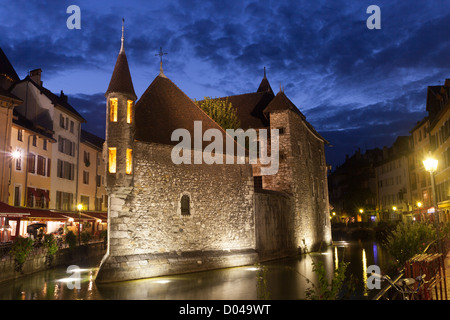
[
  {"x1": 257, "y1": 67, "x2": 273, "y2": 95},
  {"x1": 105, "y1": 21, "x2": 137, "y2": 100}
]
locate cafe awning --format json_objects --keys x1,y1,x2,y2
[
  {"x1": 0, "y1": 202, "x2": 67, "y2": 221},
  {"x1": 0, "y1": 202, "x2": 108, "y2": 223}
]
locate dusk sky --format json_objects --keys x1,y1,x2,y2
[{"x1": 2, "y1": 0, "x2": 450, "y2": 169}]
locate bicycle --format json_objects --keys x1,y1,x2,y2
[{"x1": 380, "y1": 274, "x2": 428, "y2": 300}]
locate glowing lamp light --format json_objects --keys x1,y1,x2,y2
[
  {"x1": 423, "y1": 158, "x2": 438, "y2": 173},
  {"x1": 359, "y1": 209, "x2": 364, "y2": 214},
  {"x1": 77, "y1": 204, "x2": 83, "y2": 211},
  {"x1": 417, "y1": 202, "x2": 422, "y2": 208},
  {"x1": 11, "y1": 150, "x2": 21, "y2": 159},
  {"x1": 392, "y1": 206, "x2": 397, "y2": 211},
  {"x1": 246, "y1": 267, "x2": 259, "y2": 271}
]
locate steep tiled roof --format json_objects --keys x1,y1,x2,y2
[
  {"x1": 263, "y1": 91, "x2": 305, "y2": 118},
  {"x1": 0, "y1": 47, "x2": 20, "y2": 84},
  {"x1": 105, "y1": 50, "x2": 137, "y2": 100},
  {"x1": 212, "y1": 91, "x2": 273, "y2": 129},
  {"x1": 264, "y1": 91, "x2": 328, "y2": 143},
  {"x1": 135, "y1": 75, "x2": 240, "y2": 153},
  {"x1": 199, "y1": 75, "x2": 275, "y2": 130},
  {"x1": 257, "y1": 76, "x2": 274, "y2": 95}
]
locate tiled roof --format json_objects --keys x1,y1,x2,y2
[
  {"x1": 105, "y1": 50, "x2": 137, "y2": 100},
  {"x1": 12, "y1": 109, "x2": 56, "y2": 141},
  {"x1": 263, "y1": 91, "x2": 305, "y2": 118},
  {"x1": 208, "y1": 91, "x2": 273, "y2": 129},
  {"x1": 81, "y1": 129, "x2": 104, "y2": 150},
  {"x1": 15, "y1": 76, "x2": 87, "y2": 123},
  {"x1": 264, "y1": 91, "x2": 328, "y2": 143},
  {"x1": 0, "y1": 48, "x2": 20, "y2": 84},
  {"x1": 0, "y1": 86, "x2": 21, "y2": 102},
  {"x1": 135, "y1": 75, "x2": 240, "y2": 153},
  {"x1": 257, "y1": 76, "x2": 274, "y2": 95}
]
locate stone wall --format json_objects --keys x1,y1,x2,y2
[
  {"x1": 97, "y1": 141, "x2": 258, "y2": 282},
  {"x1": 254, "y1": 190, "x2": 297, "y2": 261},
  {"x1": 0, "y1": 242, "x2": 105, "y2": 284},
  {"x1": 265, "y1": 109, "x2": 332, "y2": 252}
]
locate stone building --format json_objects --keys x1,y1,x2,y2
[
  {"x1": 0, "y1": 47, "x2": 108, "y2": 240},
  {"x1": 375, "y1": 136, "x2": 412, "y2": 220},
  {"x1": 409, "y1": 117, "x2": 432, "y2": 213},
  {"x1": 328, "y1": 148, "x2": 383, "y2": 221},
  {"x1": 96, "y1": 25, "x2": 331, "y2": 282},
  {"x1": 426, "y1": 80, "x2": 450, "y2": 222}
]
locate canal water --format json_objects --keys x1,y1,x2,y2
[{"x1": 0, "y1": 240, "x2": 392, "y2": 300}]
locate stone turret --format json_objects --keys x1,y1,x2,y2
[
  {"x1": 104, "y1": 18, "x2": 136, "y2": 190},
  {"x1": 97, "y1": 20, "x2": 137, "y2": 281}
]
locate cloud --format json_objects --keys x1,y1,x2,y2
[
  {"x1": 2, "y1": 0, "x2": 450, "y2": 169},
  {"x1": 68, "y1": 93, "x2": 106, "y2": 138}
]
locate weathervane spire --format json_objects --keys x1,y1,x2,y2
[
  {"x1": 120, "y1": 17, "x2": 125, "y2": 53},
  {"x1": 155, "y1": 47, "x2": 168, "y2": 77}
]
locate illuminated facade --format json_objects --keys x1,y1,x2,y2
[
  {"x1": 427, "y1": 79, "x2": 450, "y2": 222},
  {"x1": 97, "y1": 24, "x2": 331, "y2": 283}
]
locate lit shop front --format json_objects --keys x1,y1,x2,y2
[{"x1": 0, "y1": 202, "x2": 107, "y2": 242}]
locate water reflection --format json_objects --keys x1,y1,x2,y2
[{"x1": 0, "y1": 241, "x2": 391, "y2": 300}]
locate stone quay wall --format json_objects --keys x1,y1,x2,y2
[{"x1": 0, "y1": 242, "x2": 105, "y2": 284}]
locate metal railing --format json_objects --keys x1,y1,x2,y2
[{"x1": 372, "y1": 273, "x2": 404, "y2": 300}]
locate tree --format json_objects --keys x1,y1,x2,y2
[{"x1": 195, "y1": 97, "x2": 241, "y2": 130}]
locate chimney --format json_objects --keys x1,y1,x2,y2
[{"x1": 29, "y1": 68, "x2": 42, "y2": 86}]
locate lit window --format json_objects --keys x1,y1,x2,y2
[
  {"x1": 110, "y1": 98, "x2": 118, "y2": 122},
  {"x1": 127, "y1": 100, "x2": 133, "y2": 124},
  {"x1": 126, "y1": 148, "x2": 132, "y2": 174},
  {"x1": 108, "y1": 147, "x2": 116, "y2": 173}
]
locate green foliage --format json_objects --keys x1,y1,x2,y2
[
  {"x1": 195, "y1": 97, "x2": 241, "y2": 130},
  {"x1": 43, "y1": 234, "x2": 59, "y2": 266},
  {"x1": 43, "y1": 234, "x2": 58, "y2": 256},
  {"x1": 65, "y1": 230, "x2": 77, "y2": 250},
  {"x1": 80, "y1": 231, "x2": 91, "y2": 245},
  {"x1": 384, "y1": 222, "x2": 436, "y2": 269},
  {"x1": 10, "y1": 236, "x2": 34, "y2": 273},
  {"x1": 304, "y1": 259, "x2": 349, "y2": 300}
]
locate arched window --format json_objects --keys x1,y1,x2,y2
[{"x1": 180, "y1": 195, "x2": 190, "y2": 216}]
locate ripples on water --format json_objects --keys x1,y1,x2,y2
[{"x1": 0, "y1": 241, "x2": 390, "y2": 300}]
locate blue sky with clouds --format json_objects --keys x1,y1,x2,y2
[{"x1": 1, "y1": 0, "x2": 450, "y2": 169}]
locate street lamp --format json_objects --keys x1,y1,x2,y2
[
  {"x1": 422, "y1": 156, "x2": 443, "y2": 254},
  {"x1": 77, "y1": 204, "x2": 83, "y2": 246}
]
